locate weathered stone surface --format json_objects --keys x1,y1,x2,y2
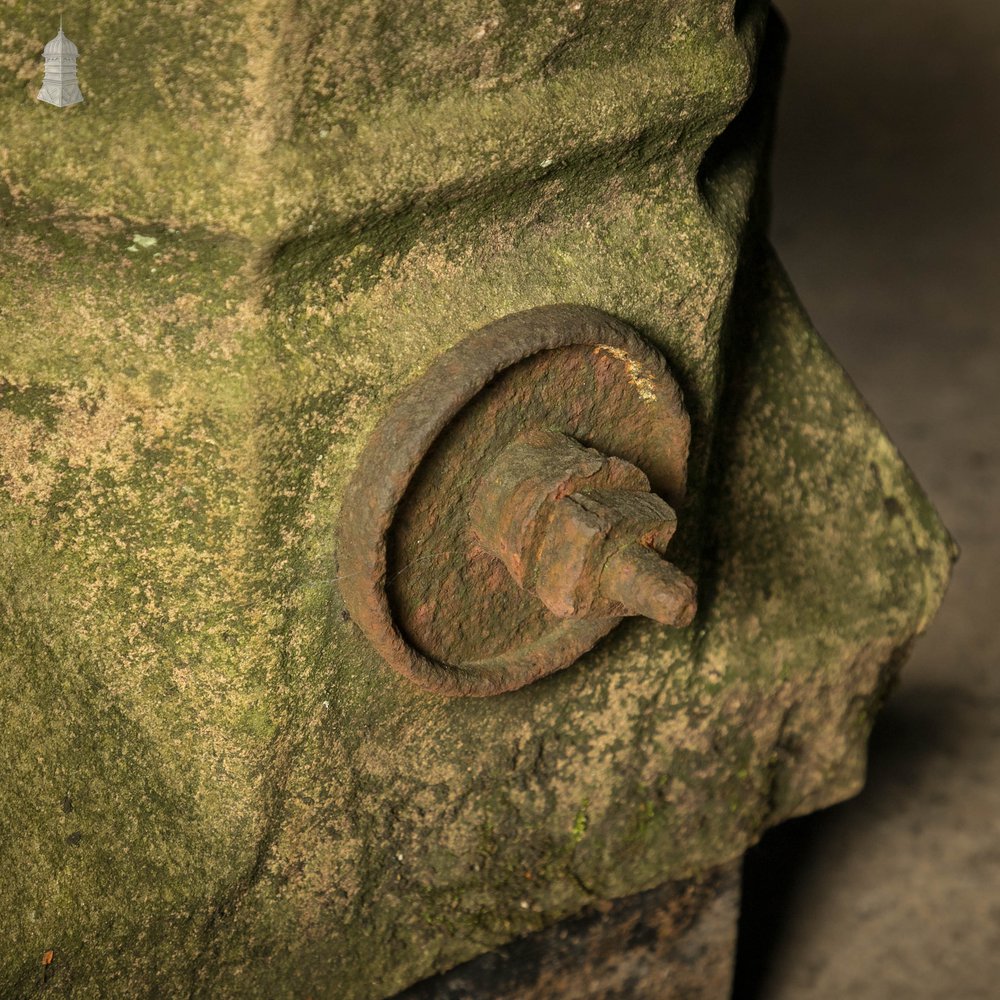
[{"x1": 0, "y1": 2, "x2": 952, "y2": 998}]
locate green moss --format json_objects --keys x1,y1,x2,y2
[{"x1": 570, "y1": 801, "x2": 590, "y2": 844}]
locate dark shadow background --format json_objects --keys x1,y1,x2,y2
[{"x1": 734, "y1": 2, "x2": 1000, "y2": 997}]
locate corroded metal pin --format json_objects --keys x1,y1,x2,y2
[{"x1": 469, "y1": 429, "x2": 696, "y2": 627}]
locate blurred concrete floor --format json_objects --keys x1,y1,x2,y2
[{"x1": 733, "y1": 2, "x2": 1000, "y2": 997}]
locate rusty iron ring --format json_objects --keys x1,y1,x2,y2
[{"x1": 336, "y1": 304, "x2": 690, "y2": 697}]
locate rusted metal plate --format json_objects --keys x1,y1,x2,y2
[
  {"x1": 393, "y1": 861, "x2": 741, "y2": 999},
  {"x1": 337, "y1": 305, "x2": 691, "y2": 696}
]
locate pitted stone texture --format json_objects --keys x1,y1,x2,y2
[{"x1": 0, "y1": 4, "x2": 953, "y2": 999}]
